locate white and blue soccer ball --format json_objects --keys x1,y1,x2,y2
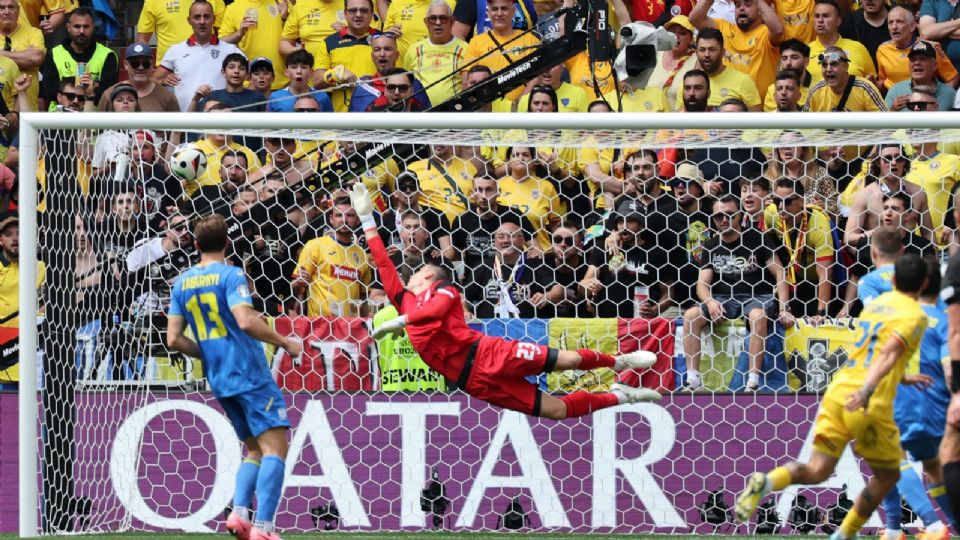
[{"x1": 169, "y1": 144, "x2": 207, "y2": 182}]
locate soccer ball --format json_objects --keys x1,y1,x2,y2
[{"x1": 169, "y1": 144, "x2": 207, "y2": 181}]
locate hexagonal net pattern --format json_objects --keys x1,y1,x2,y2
[{"x1": 22, "y1": 119, "x2": 960, "y2": 535}]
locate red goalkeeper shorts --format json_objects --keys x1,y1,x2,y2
[{"x1": 462, "y1": 336, "x2": 557, "y2": 416}]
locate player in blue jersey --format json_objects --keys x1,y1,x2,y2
[
  {"x1": 166, "y1": 215, "x2": 303, "y2": 540},
  {"x1": 857, "y1": 229, "x2": 952, "y2": 540}
]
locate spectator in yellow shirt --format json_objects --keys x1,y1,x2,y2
[
  {"x1": 677, "y1": 28, "x2": 761, "y2": 110},
  {"x1": 807, "y1": 0, "x2": 875, "y2": 84},
  {"x1": 384, "y1": 0, "x2": 456, "y2": 56},
  {"x1": 280, "y1": 0, "x2": 346, "y2": 59},
  {"x1": 646, "y1": 15, "x2": 698, "y2": 111},
  {"x1": 509, "y1": 63, "x2": 589, "y2": 112},
  {"x1": 770, "y1": 69, "x2": 804, "y2": 111},
  {"x1": 804, "y1": 46, "x2": 886, "y2": 111},
  {"x1": 220, "y1": 0, "x2": 290, "y2": 89},
  {"x1": 137, "y1": 0, "x2": 226, "y2": 66},
  {"x1": 465, "y1": 0, "x2": 540, "y2": 101},
  {"x1": 404, "y1": 1, "x2": 468, "y2": 105},
  {"x1": 0, "y1": 0, "x2": 44, "y2": 111},
  {"x1": 877, "y1": 6, "x2": 958, "y2": 90},
  {"x1": 689, "y1": 0, "x2": 784, "y2": 101},
  {"x1": 763, "y1": 39, "x2": 812, "y2": 111},
  {"x1": 311, "y1": 0, "x2": 379, "y2": 111}
]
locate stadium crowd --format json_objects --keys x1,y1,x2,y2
[{"x1": 1, "y1": 0, "x2": 959, "y2": 392}]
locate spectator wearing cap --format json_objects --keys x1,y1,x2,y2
[
  {"x1": 689, "y1": 0, "x2": 784, "y2": 101},
  {"x1": 763, "y1": 39, "x2": 812, "y2": 111},
  {"x1": 350, "y1": 32, "x2": 431, "y2": 111},
  {"x1": 803, "y1": 46, "x2": 887, "y2": 111},
  {"x1": 807, "y1": 0, "x2": 876, "y2": 85},
  {"x1": 384, "y1": 0, "x2": 455, "y2": 57},
  {"x1": 280, "y1": 0, "x2": 346, "y2": 60},
  {"x1": 0, "y1": 0, "x2": 44, "y2": 112},
  {"x1": 682, "y1": 195, "x2": 792, "y2": 392},
  {"x1": 98, "y1": 43, "x2": 179, "y2": 113},
  {"x1": 200, "y1": 53, "x2": 266, "y2": 112},
  {"x1": 885, "y1": 40, "x2": 957, "y2": 110},
  {"x1": 404, "y1": 0, "x2": 467, "y2": 105},
  {"x1": 267, "y1": 50, "x2": 333, "y2": 112},
  {"x1": 465, "y1": 0, "x2": 541, "y2": 101},
  {"x1": 580, "y1": 209, "x2": 673, "y2": 319},
  {"x1": 0, "y1": 212, "x2": 45, "y2": 384},
  {"x1": 39, "y1": 6, "x2": 117, "y2": 110},
  {"x1": 249, "y1": 56, "x2": 276, "y2": 100},
  {"x1": 879, "y1": 9, "x2": 959, "y2": 90},
  {"x1": 677, "y1": 28, "x2": 762, "y2": 110},
  {"x1": 839, "y1": 0, "x2": 890, "y2": 63},
  {"x1": 646, "y1": 15, "x2": 698, "y2": 111},
  {"x1": 155, "y1": 0, "x2": 242, "y2": 111},
  {"x1": 220, "y1": 0, "x2": 290, "y2": 90},
  {"x1": 311, "y1": 0, "x2": 379, "y2": 111},
  {"x1": 919, "y1": 0, "x2": 960, "y2": 67},
  {"x1": 137, "y1": 0, "x2": 226, "y2": 69},
  {"x1": 91, "y1": 83, "x2": 139, "y2": 178},
  {"x1": 668, "y1": 161, "x2": 713, "y2": 310}
]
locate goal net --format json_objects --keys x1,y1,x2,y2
[{"x1": 15, "y1": 112, "x2": 960, "y2": 536}]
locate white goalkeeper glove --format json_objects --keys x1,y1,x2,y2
[
  {"x1": 350, "y1": 183, "x2": 375, "y2": 227},
  {"x1": 372, "y1": 314, "x2": 408, "y2": 340}
]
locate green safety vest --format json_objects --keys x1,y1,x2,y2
[
  {"x1": 373, "y1": 305, "x2": 444, "y2": 392},
  {"x1": 49, "y1": 43, "x2": 115, "y2": 111}
]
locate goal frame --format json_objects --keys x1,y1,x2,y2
[{"x1": 17, "y1": 110, "x2": 960, "y2": 537}]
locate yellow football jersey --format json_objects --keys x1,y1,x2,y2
[
  {"x1": 187, "y1": 139, "x2": 262, "y2": 197},
  {"x1": 906, "y1": 151, "x2": 960, "y2": 244},
  {"x1": 294, "y1": 235, "x2": 372, "y2": 317},
  {"x1": 406, "y1": 157, "x2": 477, "y2": 223},
  {"x1": 497, "y1": 175, "x2": 565, "y2": 249}
]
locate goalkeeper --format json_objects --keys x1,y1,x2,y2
[
  {"x1": 166, "y1": 215, "x2": 303, "y2": 540},
  {"x1": 350, "y1": 184, "x2": 662, "y2": 418}
]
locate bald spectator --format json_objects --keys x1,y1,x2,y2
[
  {"x1": 0, "y1": 0, "x2": 46, "y2": 111},
  {"x1": 763, "y1": 39, "x2": 811, "y2": 111},
  {"x1": 886, "y1": 42, "x2": 957, "y2": 111},
  {"x1": 689, "y1": 0, "x2": 784, "y2": 100},
  {"x1": 220, "y1": 0, "x2": 290, "y2": 89},
  {"x1": 803, "y1": 46, "x2": 887, "y2": 111},
  {"x1": 310, "y1": 0, "x2": 378, "y2": 111},
  {"x1": 807, "y1": 0, "x2": 876, "y2": 84},
  {"x1": 465, "y1": 0, "x2": 541, "y2": 101},
  {"x1": 349, "y1": 32, "x2": 430, "y2": 112},
  {"x1": 280, "y1": 0, "x2": 346, "y2": 59},
  {"x1": 677, "y1": 28, "x2": 761, "y2": 110},
  {"x1": 137, "y1": 0, "x2": 226, "y2": 67},
  {"x1": 98, "y1": 43, "x2": 179, "y2": 113},
  {"x1": 878, "y1": 11, "x2": 959, "y2": 90},
  {"x1": 155, "y1": 0, "x2": 242, "y2": 111},
  {"x1": 384, "y1": 0, "x2": 455, "y2": 56},
  {"x1": 839, "y1": 0, "x2": 890, "y2": 64},
  {"x1": 452, "y1": 0, "x2": 536, "y2": 40},
  {"x1": 404, "y1": 0, "x2": 468, "y2": 105}
]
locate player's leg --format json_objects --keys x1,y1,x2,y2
[
  {"x1": 891, "y1": 441, "x2": 949, "y2": 540},
  {"x1": 745, "y1": 305, "x2": 768, "y2": 391},
  {"x1": 941, "y1": 421, "x2": 960, "y2": 525},
  {"x1": 880, "y1": 486, "x2": 905, "y2": 540},
  {"x1": 220, "y1": 397, "x2": 257, "y2": 540},
  {"x1": 735, "y1": 449, "x2": 840, "y2": 523},
  {"x1": 541, "y1": 384, "x2": 661, "y2": 420},
  {"x1": 682, "y1": 304, "x2": 708, "y2": 390},
  {"x1": 921, "y1": 453, "x2": 958, "y2": 533},
  {"x1": 250, "y1": 427, "x2": 289, "y2": 540},
  {"x1": 551, "y1": 348, "x2": 657, "y2": 373},
  {"x1": 831, "y1": 464, "x2": 899, "y2": 540}
]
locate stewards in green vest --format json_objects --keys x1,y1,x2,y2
[
  {"x1": 39, "y1": 7, "x2": 118, "y2": 108},
  {"x1": 373, "y1": 304, "x2": 445, "y2": 391}
]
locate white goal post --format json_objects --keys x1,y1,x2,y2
[{"x1": 17, "y1": 111, "x2": 960, "y2": 537}]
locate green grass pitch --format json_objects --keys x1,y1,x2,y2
[{"x1": 0, "y1": 536, "x2": 822, "y2": 540}]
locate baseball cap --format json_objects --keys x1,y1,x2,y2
[
  {"x1": 109, "y1": 83, "x2": 137, "y2": 102},
  {"x1": 250, "y1": 56, "x2": 274, "y2": 73},
  {"x1": 124, "y1": 42, "x2": 152, "y2": 60},
  {"x1": 134, "y1": 129, "x2": 156, "y2": 145},
  {"x1": 0, "y1": 212, "x2": 17, "y2": 232},
  {"x1": 671, "y1": 162, "x2": 705, "y2": 191},
  {"x1": 616, "y1": 209, "x2": 646, "y2": 224},
  {"x1": 664, "y1": 15, "x2": 695, "y2": 34},
  {"x1": 908, "y1": 40, "x2": 937, "y2": 60}
]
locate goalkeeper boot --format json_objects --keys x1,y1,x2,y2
[
  {"x1": 226, "y1": 512, "x2": 253, "y2": 540},
  {"x1": 734, "y1": 472, "x2": 768, "y2": 523},
  {"x1": 613, "y1": 351, "x2": 657, "y2": 371},
  {"x1": 610, "y1": 382, "x2": 661, "y2": 403},
  {"x1": 249, "y1": 527, "x2": 282, "y2": 540}
]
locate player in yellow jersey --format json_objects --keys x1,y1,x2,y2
[{"x1": 735, "y1": 253, "x2": 932, "y2": 540}]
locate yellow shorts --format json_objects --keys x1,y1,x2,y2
[{"x1": 812, "y1": 392, "x2": 901, "y2": 470}]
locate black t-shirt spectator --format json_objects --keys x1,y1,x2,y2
[
  {"x1": 538, "y1": 252, "x2": 589, "y2": 318},
  {"x1": 700, "y1": 228, "x2": 778, "y2": 298},
  {"x1": 465, "y1": 253, "x2": 550, "y2": 318},
  {"x1": 380, "y1": 207, "x2": 449, "y2": 251},
  {"x1": 840, "y1": 11, "x2": 890, "y2": 66},
  {"x1": 691, "y1": 147, "x2": 765, "y2": 194},
  {"x1": 587, "y1": 236, "x2": 668, "y2": 318},
  {"x1": 242, "y1": 203, "x2": 300, "y2": 315},
  {"x1": 202, "y1": 89, "x2": 267, "y2": 112},
  {"x1": 450, "y1": 206, "x2": 534, "y2": 269}
]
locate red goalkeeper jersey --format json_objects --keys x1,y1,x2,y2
[{"x1": 368, "y1": 233, "x2": 483, "y2": 383}]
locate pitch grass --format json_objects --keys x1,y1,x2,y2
[{"x1": 0, "y1": 531, "x2": 848, "y2": 540}]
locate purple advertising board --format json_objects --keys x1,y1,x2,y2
[{"x1": 0, "y1": 392, "x2": 878, "y2": 534}]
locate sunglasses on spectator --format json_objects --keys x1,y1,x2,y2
[
  {"x1": 818, "y1": 52, "x2": 849, "y2": 65},
  {"x1": 346, "y1": 7, "x2": 371, "y2": 14},
  {"x1": 669, "y1": 178, "x2": 696, "y2": 188},
  {"x1": 60, "y1": 92, "x2": 86, "y2": 102},
  {"x1": 294, "y1": 107, "x2": 319, "y2": 112},
  {"x1": 908, "y1": 100, "x2": 936, "y2": 110},
  {"x1": 169, "y1": 223, "x2": 189, "y2": 233},
  {"x1": 128, "y1": 60, "x2": 151, "y2": 70},
  {"x1": 398, "y1": 182, "x2": 418, "y2": 192},
  {"x1": 771, "y1": 195, "x2": 800, "y2": 206},
  {"x1": 552, "y1": 235, "x2": 574, "y2": 246},
  {"x1": 713, "y1": 211, "x2": 739, "y2": 221},
  {"x1": 371, "y1": 30, "x2": 399, "y2": 38},
  {"x1": 425, "y1": 15, "x2": 451, "y2": 22},
  {"x1": 386, "y1": 83, "x2": 411, "y2": 93},
  {"x1": 880, "y1": 152, "x2": 904, "y2": 162}
]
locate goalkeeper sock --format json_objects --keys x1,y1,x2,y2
[
  {"x1": 559, "y1": 391, "x2": 619, "y2": 418},
  {"x1": 898, "y1": 461, "x2": 939, "y2": 526},
  {"x1": 576, "y1": 349, "x2": 615, "y2": 370},
  {"x1": 254, "y1": 455, "x2": 286, "y2": 532},
  {"x1": 882, "y1": 486, "x2": 902, "y2": 532},
  {"x1": 233, "y1": 458, "x2": 260, "y2": 515},
  {"x1": 928, "y1": 482, "x2": 957, "y2": 530}
]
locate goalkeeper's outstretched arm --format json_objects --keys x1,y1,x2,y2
[{"x1": 350, "y1": 183, "x2": 406, "y2": 307}]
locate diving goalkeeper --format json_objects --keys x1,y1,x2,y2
[{"x1": 350, "y1": 183, "x2": 662, "y2": 419}]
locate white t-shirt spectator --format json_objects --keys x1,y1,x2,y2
[
  {"x1": 159, "y1": 37, "x2": 243, "y2": 111},
  {"x1": 92, "y1": 130, "x2": 131, "y2": 171}
]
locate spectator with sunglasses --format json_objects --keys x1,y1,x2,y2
[
  {"x1": 350, "y1": 33, "x2": 431, "y2": 111},
  {"x1": 804, "y1": 47, "x2": 886, "y2": 112},
  {"x1": 365, "y1": 68, "x2": 429, "y2": 110},
  {"x1": 682, "y1": 195, "x2": 792, "y2": 392},
  {"x1": 267, "y1": 49, "x2": 333, "y2": 112},
  {"x1": 39, "y1": 7, "x2": 115, "y2": 110},
  {"x1": 311, "y1": 0, "x2": 380, "y2": 111},
  {"x1": 99, "y1": 43, "x2": 179, "y2": 113},
  {"x1": 384, "y1": 0, "x2": 456, "y2": 56},
  {"x1": 886, "y1": 43, "x2": 956, "y2": 111},
  {"x1": 538, "y1": 222, "x2": 589, "y2": 318},
  {"x1": 404, "y1": 0, "x2": 467, "y2": 104},
  {"x1": 807, "y1": 0, "x2": 875, "y2": 85},
  {"x1": 668, "y1": 162, "x2": 713, "y2": 311}
]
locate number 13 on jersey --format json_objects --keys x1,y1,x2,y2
[{"x1": 185, "y1": 292, "x2": 228, "y2": 341}]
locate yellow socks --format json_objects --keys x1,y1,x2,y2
[
  {"x1": 768, "y1": 466, "x2": 793, "y2": 491},
  {"x1": 839, "y1": 508, "x2": 867, "y2": 538}
]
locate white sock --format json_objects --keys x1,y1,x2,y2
[
  {"x1": 254, "y1": 520, "x2": 274, "y2": 533},
  {"x1": 884, "y1": 529, "x2": 902, "y2": 540},
  {"x1": 927, "y1": 521, "x2": 945, "y2": 533},
  {"x1": 686, "y1": 370, "x2": 701, "y2": 387},
  {"x1": 747, "y1": 373, "x2": 760, "y2": 386},
  {"x1": 233, "y1": 506, "x2": 251, "y2": 521},
  {"x1": 611, "y1": 387, "x2": 627, "y2": 404}
]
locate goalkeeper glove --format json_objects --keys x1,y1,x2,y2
[
  {"x1": 350, "y1": 183, "x2": 376, "y2": 229},
  {"x1": 372, "y1": 314, "x2": 408, "y2": 339}
]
